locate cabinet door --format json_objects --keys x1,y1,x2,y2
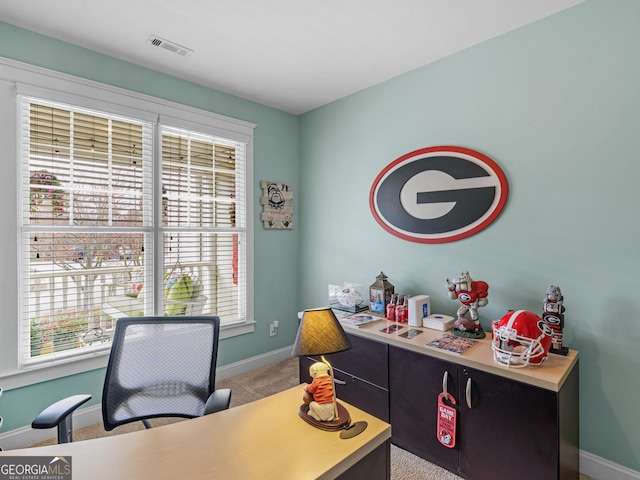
[
  {"x1": 389, "y1": 346, "x2": 459, "y2": 472},
  {"x1": 325, "y1": 334, "x2": 389, "y2": 389},
  {"x1": 333, "y1": 367, "x2": 389, "y2": 422},
  {"x1": 458, "y1": 366, "x2": 559, "y2": 480}
]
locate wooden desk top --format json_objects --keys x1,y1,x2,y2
[
  {"x1": 1, "y1": 385, "x2": 391, "y2": 480},
  {"x1": 340, "y1": 315, "x2": 578, "y2": 392}
]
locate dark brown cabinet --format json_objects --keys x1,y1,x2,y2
[
  {"x1": 299, "y1": 326, "x2": 579, "y2": 480},
  {"x1": 458, "y1": 364, "x2": 579, "y2": 480},
  {"x1": 389, "y1": 345, "x2": 579, "y2": 480},
  {"x1": 389, "y1": 346, "x2": 459, "y2": 472}
]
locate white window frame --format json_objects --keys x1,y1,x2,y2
[{"x1": 0, "y1": 57, "x2": 255, "y2": 389}]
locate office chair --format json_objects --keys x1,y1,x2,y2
[{"x1": 32, "y1": 316, "x2": 232, "y2": 443}]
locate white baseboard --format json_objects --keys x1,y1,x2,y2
[
  {"x1": 215, "y1": 345, "x2": 294, "y2": 381},
  {"x1": 0, "y1": 346, "x2": 295, "y2": 451},
  {"x1": 581, "y1": 450, "x2": 640, "y2": 480},
  {"x1": 0, "y1": 403, "x2": 103, "y2": 451}
]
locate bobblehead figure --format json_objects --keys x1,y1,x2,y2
[{"x1": 303, "y1": 362, "x2": 335, "y2": 422}]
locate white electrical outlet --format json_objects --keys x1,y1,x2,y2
[{"x1": 269, "y1": 321, "x2": 279, "y2": 336}]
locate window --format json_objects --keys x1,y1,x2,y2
[
  {"x1": 161, "y1": 126, "x2": 246, "y2": 322},
  {"x1": 19, "y1": 94, "x2": 252, "y2": 369}
]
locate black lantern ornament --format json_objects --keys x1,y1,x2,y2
[{"x1": 369, "y1": 272, "x2": 394, "y2": 315}]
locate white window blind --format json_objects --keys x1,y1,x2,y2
[
  {"x1": 160, "y1": 126, "x2": 246, "y2": 323},
  {"x1": 19, "y1": 97, "x2": 248, "y2": 368}
]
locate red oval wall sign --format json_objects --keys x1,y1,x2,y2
[{"x1": 369, "y1": 146, "x2": 508, "y2": 244}]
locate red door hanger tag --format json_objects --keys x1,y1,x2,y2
[{"x1": 437, "y1": 392, "x2": 457, "y2": 448}]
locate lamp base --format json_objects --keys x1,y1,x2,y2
[
  {"x1": 298, "y1": 403, "x2": 368, "y2": 438},
  {"x1": 298, "y1": 403, "x2": 351, "y2": 431}
]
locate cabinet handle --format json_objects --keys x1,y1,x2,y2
[
  {"x1": 465, "y1": 378, "x2": 472, "y2": 409},
  {"x1": 442, "y1": 371, "x2": 450, "y2": 401},
  {"x1": 334, "y1": 377, "x2": 347, "y2": 385}
]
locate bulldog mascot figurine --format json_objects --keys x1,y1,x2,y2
[
  {"x1": 446, "y1": 271, "x2": 489, "y2": 339},
  {"x1": 303, "y1": 362, "x2": 335, "y2": 421}
]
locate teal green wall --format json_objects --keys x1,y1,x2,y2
[
  {"x1": 299, "y1": 0, "x2": 640, "y2": 472},
  {"x1": 0, "y1": 22, "x2": 300, "y2": 431},
  {"x1": 2, "y1": 0, "x2": 639, "y2": 473}
]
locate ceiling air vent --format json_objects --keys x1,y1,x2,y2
[{"x1": 146, "y1": 35, "x2": 194, "y2": 57}]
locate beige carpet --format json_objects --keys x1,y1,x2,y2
[{"x1": 29, "y1": 357, "x2": 590, "y2": 480}]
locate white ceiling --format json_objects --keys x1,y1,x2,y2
[{"x1": 0, "y1": 0, "x2": 584, "y2": 114}]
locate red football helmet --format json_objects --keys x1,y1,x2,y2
[{"x1": 491, "y1": 310, "x2": 553, "y2": 367}]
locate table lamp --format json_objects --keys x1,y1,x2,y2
[{"x1": 292, "y1": 307, "x2": 368, "y2": 439}]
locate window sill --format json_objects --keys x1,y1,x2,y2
[
  {"x1": 1, "y1": 320, "x2": 255, "y2": 391},
  {"x1": 1, "y1": 351, "x2": 110, "y2": 391},
  {"x1": 220, "y1": 319, "x2": 255, "y2": 339}
]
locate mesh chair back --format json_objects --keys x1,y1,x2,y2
[{"x1": 102, "y1": 316, "x2": 220, "y2": 431}]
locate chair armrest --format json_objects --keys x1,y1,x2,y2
[
  {"x1": 32, "y1": 394, "x2": 92, "y2": 429},
  {"x1": 204, "y1": 388, "x2": 232, "y2": 415}
]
